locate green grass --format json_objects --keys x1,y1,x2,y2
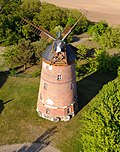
[
  {"x1": 0, "y1": 75, "x2": 82, "y2": 146},
  {"x1": 0, "y1": 72, "x2": 115, "y2": 151}
]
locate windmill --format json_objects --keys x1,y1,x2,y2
[{"x1": 21, "y1": 12, "x2": 87, "y2": 122}]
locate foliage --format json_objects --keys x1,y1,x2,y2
[
  {"x1": 9, "y1": 68, "x2": 17, "y2": 76},
  {"x1": 20, "y1": 0, "x2": 41, "y2": 19},
  {"x1": 100, "y1": 27, "x2": 120, "y2": 49},
  {"x1": 32, "y1": 38, "x2": 49, "y2": 64},
  {"x1": 34, "y1": 3, "x2": 68, "y2": 32},
  {"x1": 75, "y1": 46, "x2": 120, "y2": 78},
  {"x1": 0, "y1": 0, "x2": 88, "y2": 46},
  {"x1": 87, "y1": 50, "x2": 120, "y2": 74},
  {"x1": 96, "y1": 50, "x2": 120, "y2": 74},
  {"x1": 3, "y1": 39, "x2": 35, "y2": 69},
  {"x1": 3, "y1": 38, "x2": 50, "y2": 70},
  {"x1": 0, "y1": 0, "x2": 22, "y2": 45},
  {"x1": 66, "y1": 9, "x2": 89, "y2": 34},
  {"x1": 88, "y1": 21, "x2": 108, "y2": 41},
  {"x1": 75, "y1": 45, "x2": 89, "y2": 77},
  {"x1": 117, "y1": 66, "x2": 120, "y2": 76},
  {"x1": 51, "y1": 25, "x2": 63, "y2": 39},
  {"x1": 88, "y1": 21, "x2": 120, "y2": 49},
  {"x1": 76, "y1": 45, "x2": 88, "y2": 60},
  {"x1": 3, "y1": 45, "x2": 18, "y2": 68},
  {"x1": 80, "y1": 77, "x2": 120, "y2": 152}
]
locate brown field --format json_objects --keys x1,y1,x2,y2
[{"x1": 41, "y1": 0, "x2": 120, "y2": 26}]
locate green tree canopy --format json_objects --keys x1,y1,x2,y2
[{"x1": 3, "y1": 39, "x2": 35, "y2": 69}]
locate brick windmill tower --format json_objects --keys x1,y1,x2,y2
[{"x1": 21, "y1": 14, "x2": 85, "y2": 121}]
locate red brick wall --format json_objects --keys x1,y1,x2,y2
[{"x1": 37, "y1": 61, "x2": 77, "y2": 119}]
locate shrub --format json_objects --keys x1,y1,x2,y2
[
  {"x1": 100, "y1": 27, "x2": 120, "y2": 49},
  {"x1": 88, "y1": 21, "x2": 108, "y2": 41},
  {"x1": 117, "y1": 66, "x2": 120, "y2": 76},
  {"x1": 80, "y1": 78, "x2": 120, "y2": 152}
]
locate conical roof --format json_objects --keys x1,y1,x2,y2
[{"x1": 42, "y1": 42, "x2": 77, "y2": 65}]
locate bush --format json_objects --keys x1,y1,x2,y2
[
  {"x1": 80, "y1": 77, "x2": 120, "y2": 152},
  {"x1": 100, "y1": 27, "x2": 120, "y2": 49},
  {"x1": 117, "y1": 66, "x2": 120, "y2": 76},
  {"x1": 95, "y1": 50, "x2": 120, "y2": 74},
  {"x1": 3, "y1": 39, "x2": 35, "y2": 69},
  {"x1": 75, "y1": 47, "x2": 120, "y2": 78},
  {"x1": 88, "y1": 21, "x2": 108, "y2": 41}
]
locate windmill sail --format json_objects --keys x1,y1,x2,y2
[
  {"x1": 62, "y1": 13, "x2": 87, "y2": 41},
  {"x1": 21, "y1": 9, "x2": 87, "y2": 42},
  {"x1": 21, "y1": 18, "x2": 55, "y2": 40}
]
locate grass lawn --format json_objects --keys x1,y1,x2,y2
[
  {"x1": 0, "y1": 70, "x2": 115, "y2": 151},
  {"x1": 0, "y1": 44, "x2": 116, "y2": 151}
]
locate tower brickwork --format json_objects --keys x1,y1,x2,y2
[
  {"x1": 36, "y1": 42, "x2": 78, "y2": 121},
  {"x1": 37, "y1": 60, "x2": 77, "y2": 121}
]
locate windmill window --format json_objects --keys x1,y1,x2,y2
[
  {"x1": 44, "y1": 83, "x2": 48, "y2": 90},
  {"x1": 46, "y1": 108, "x2": 50, "y2": 114},
  {"x1": 67, "y1": 107, "x2": 71, "y2": 114},
  {"x1": 57, "y1": 74, "x2": 62, "y2": 80}
]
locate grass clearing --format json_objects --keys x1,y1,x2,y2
[
  {"x1": 0, "y1": 41, "x2": 116, "y2": 150},
  {"x1": 0, "y1": 71, "x2": 115, "y2": 151}
]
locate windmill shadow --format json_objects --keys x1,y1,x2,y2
[
  {"x1": 0, "y1": 71, "x2": 9, "y2": 89},
  {"x1": 0, "y1": 99, "x2": 13, "y2": 114},
  {"x1": 16, "y1": 126, "x2": 57, "y2": 152},
  {"x1": 76, "y1": 72, "x2": 115, "y2": 111}
]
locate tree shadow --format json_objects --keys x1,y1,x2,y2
[
  {"x1": 76, "y1": 72, "x2": 116, "y2": 111},
  {"x1": 0, "y1": 71, "x2": 9, "y2": 89},
  {"x1": 16, "y1": 126, "x2": 57, "y2": 152},
  {"x1": 72, "y1": 36, "x2": 80, "y2": 42},
  {"x1": 0, "y1": 99, "x2": 13, "y2": 114}
]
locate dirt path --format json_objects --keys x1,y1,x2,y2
[
  {"x1": 41, "y1": 0, "x2": 120, "y2": 26},
  {"x1": 0, "y1": 143, "x2": 60, "y2": 152}
]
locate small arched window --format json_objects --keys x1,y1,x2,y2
[
  {"x1": 46, "y1": 108, "x2": 50, "y2": 114},
  {"x1": 57, "y1": 74, "x2": 62, "y2": 80},
  {"x1": 44, "y1": 83, "x2": 48, "y2": 90},
  {"x1": 67, "y1": 107, "x2": 71, "y2": 114}
]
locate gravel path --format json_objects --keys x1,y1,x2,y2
[{"x1": 0, "y1": 143, "x2": 60, "y2": 152}]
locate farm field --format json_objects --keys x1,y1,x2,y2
[{"x1": 41, "y1": 0, "x2": 120, "y2": 25}]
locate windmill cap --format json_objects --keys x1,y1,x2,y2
[{"x1": 42, "y1": 43, "x2": 77, "y2": 65}]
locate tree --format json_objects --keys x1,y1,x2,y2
[
  {"x1": 32, "y1": 38, "x2": 49, "y2": 65},
  {"x1": 66, "y1": 9, "x2": 88, "y2": 34},
  {"x1": 3, "y1": 39, "x2": 35, "y2": 69},
  {"x1": 34, "y1": 3, "x2": 68, "y2": 32},
  {"x1": 0, "y1": 0, "x2": 23, "y2": 45},
  {"x1": 0, "y1": 0, "x2": 41, "y2": 45},
  {"x1": 100, "y1": 27, "x2": 120, "y2": 49},
  {"x1": 20, "y1": 0, "x2": 41, "y2": 19},
  {"x1": 88, "y1": 21, "x2": 108, "y2": 41},
  {"x1": 79, "y1": 78, "x2": 120, "y2": 152}
]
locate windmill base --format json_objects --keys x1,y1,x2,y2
[{"x1": 36, "y1": 109, "x2": 75, "y2": 122}]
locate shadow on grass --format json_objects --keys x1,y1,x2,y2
[
  {"x1": 17, "y1": 126, "x2": 57, "y2": 152},
  {"x1": 0, "y1": 71, "x2": 9, "y2": 89},
  {"x1": 0, "y1": 99, "x2": 13, "y2": 114},
  {"x1": 76, "y1": 71, "x2": 115, "y2": 111}
]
